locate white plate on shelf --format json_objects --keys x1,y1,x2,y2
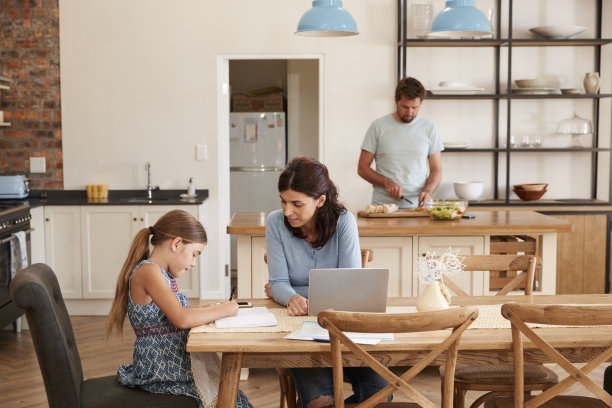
[
  {"x1": 529, "y1": 25, "x2": 587, "y2": 39},
  {"x1": 428, "y1": 87, "x2": 484, "y2": 95},
  {"x1": 179, "y1": 193, "x2": 198, "y2": 199},
  {"x1": 511, "y1": 87, "x2": 556, "y2": 95},
  {"x1": 444, "y1": 142, "x2": 472, "y2": 149}
]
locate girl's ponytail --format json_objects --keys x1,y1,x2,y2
[{"x1": 105, "y1": 227, "x2": 152, "y2": 339}]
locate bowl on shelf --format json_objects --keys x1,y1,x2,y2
[
  {"x1": 561, "y1": 88, "x2": 583, "y2": 94},
  {"x1": 513, "y1": 183, "x2": 548, "y2": 191},
  {"x1": 453, "y1": 181, "x2": 483, "y2": 200},
  {"x1": 513, "y1": 188, "x2": 547, "y2": 201},
  {"x1": 426, "y1": 200, "x2": 468, "y2": 220},
  {"x1": 514, "y1": 78, "x2": 550, "y2": 88},
  {"x1": 528, "y1": 25, "x2": 587, "y2": 40}
]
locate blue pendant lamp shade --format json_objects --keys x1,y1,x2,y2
[
  {"x1": 296, "y1": 0, "x2": 358, "y2": 37},
  {"x1": 429, "y1": 0, "x2": 492, "y2": 38}
]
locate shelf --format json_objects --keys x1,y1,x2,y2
[
  {"x1": 472, "y1": 199, "x2": 612, "y2": 206},
  {"x1": 427, "y1": 93, "x2": 611, "y2": 99},
  {"x1": 402, "y1": 38, "x2": 612, "y2": 47},
  {"x1": 426, "y1": 93, "x2": 500, "y2": 99},
  {"x1": 0, "y1": 75, "x2": 12, "y2": 83},
  {"x1": 443, "y1": 147, "x2": 611, "y2": 153},
  {"x1": 0, "y1": 84, "x2": 9, "y2": 90},
  {"x1": 0, "y1": 122, "x2": 11, "y2": 127}
]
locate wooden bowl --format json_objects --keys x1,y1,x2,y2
[
  {"x1": 513, "y1": 188, "x2": 547, "y2": 201},
  {"x1": 513, "y1": 183, "x2": 548, "y2": 191}
]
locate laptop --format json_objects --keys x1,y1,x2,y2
[{"x1": 307, "y1": 268, "x2": 389, "y2": 316}]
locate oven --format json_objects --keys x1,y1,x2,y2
[{"x1": 0, "y1": 203, "x2": 32, "y2": 330}]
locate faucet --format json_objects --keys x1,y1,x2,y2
[{"x1": 145, "y1": 162, "x2": 159, "y2": 199}]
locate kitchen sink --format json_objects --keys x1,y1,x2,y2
[{"x1": 118, "y1": 197, "x2": 171, "y2": 203}]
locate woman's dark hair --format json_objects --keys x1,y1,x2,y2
[
  {"x1": 278, "y1": 156, "x2": 346, "y2": 248},
  {"x1": 395, "y1": 76, "x2": 426, "y2": 102}
]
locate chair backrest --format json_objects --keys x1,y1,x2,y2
[
  {"x1": 265, "y1": 248, "x2": 374, "y2": 268},
  {"x1": 441, "y1": 254, "x2": 538, "y2": 296},
  {"x1": 9, "y1": 263, "x2": 84, "y2": 407},
  {"x1": 501, "y1": 303, "x2": 612, "y2": 407},
  {"x1": 318, "y1": 306, "x2": 479, "y2": 408}
]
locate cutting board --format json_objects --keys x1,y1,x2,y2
[{"x1": 357, "y1": 209, "x2": 430, "y2": 218}]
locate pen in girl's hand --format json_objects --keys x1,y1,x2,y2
[{"x1": 229, "y1": 286, "x2": 237, "y2": 301}]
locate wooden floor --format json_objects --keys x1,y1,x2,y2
[{"x1": 0, "y1": 316, "x2": 605, "y2": 407}]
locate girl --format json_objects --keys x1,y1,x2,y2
[
  {"x1": 265, "y1": 156, "x2": 390, "y2": 408},
  {"x1": 106, "y1": 209, "x2": 252, "y2": 408}
]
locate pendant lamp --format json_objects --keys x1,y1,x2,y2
[
  {"x1": 296, "y1": 0, "x2": 358, "y2": 37},
  {"x1": 429, "y1": 0, "x2": 492, "y2": 39}
]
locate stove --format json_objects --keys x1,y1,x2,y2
[{"x1": 0, "y1": 203, "x2": 31, "y2": 330}]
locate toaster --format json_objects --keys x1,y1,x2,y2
[{"x1": 0, "y1": 175, "x2": 29, "y2": 199}]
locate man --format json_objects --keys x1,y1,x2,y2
[{"x1": 358, "y1": 77, "x2": 443, "y2": 208}]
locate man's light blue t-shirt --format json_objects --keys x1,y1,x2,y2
[
  {"x1": 361, "y1": 114, "x2": 443, "y2": 207},
  {"x1": 265, "y1": 209, "x2": 361, "y2": 306}
]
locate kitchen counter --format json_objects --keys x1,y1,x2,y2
[
  {"x1": 227, "y1": 210, "x2": 573, "y2": 236},
  {"x1": 18, "y1": 189, "x2": 209, "y2": 207},
  {"x1": 228, "y1": 211, "x2": 572, "y2": 298}
]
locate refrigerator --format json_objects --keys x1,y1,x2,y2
[{"x1": 230, "y1": 112, "x2": 286, "y2": 270}]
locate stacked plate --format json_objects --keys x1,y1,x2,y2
[
  {"x1": 512, "y1": 78, "x2": 556, "y2": 95},
  {"x1": 428, "y1": 81, "x2": 484, "y2": 95}
]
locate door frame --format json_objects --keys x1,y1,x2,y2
[{"x1": 216, "y1": 53, "x2": 324, "y2": 298}]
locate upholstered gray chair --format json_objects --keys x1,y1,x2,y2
[{"x1": 10, "y1": 263, "x2": 198, "y2": 408}]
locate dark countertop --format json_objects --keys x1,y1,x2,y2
[{"x1": 11, "y1": 189, "x2": 209, "y2": 208}]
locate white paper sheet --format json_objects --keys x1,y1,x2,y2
[
  {"x1": 214, "y1": 307, "x2": 278, "y2": 329},
  {"x1": 285, "y1": 321, "x2": 394, "y2": 345}
]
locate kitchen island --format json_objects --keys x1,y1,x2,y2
[{"x1": 228, "y1": 211, "x2": 572, "y2": 298}]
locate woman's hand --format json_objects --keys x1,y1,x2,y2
[
  {"x1": 287, "y1": 295, "x2": 308, "y2": 316},
  {"x1": 264, "y1": 282, "x2": 272, "y2": 298}
]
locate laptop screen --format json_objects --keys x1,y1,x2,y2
[{"x1": 307, "y1": 268, "x2": 389, "y2": 316}]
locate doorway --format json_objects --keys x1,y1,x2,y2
[{"x1": 217, "y1": 55, "x2": 322, "y2": 283}]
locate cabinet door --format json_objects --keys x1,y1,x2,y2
[
  {"x1": 554, "y1": 213, "x2": 607, "y2": 294},
  {"x1": 29, "y1": 206, "x2": 45, "y2": 264},
  {"x1": 417, "y1": 236, "x2": 485, "y2": 296},
  {"x1": 250, "y1": 236, "x2": 268, "y2": 299},
  {"x1": 44, "y1": 206, "x2": 82, "y2": 298},
  {"x1": 139, "y1": 205, "x2": 200, "y2": 298},
  {"x1": 359, "y1": 237, "x2": 413, "y2": 297},
  {"x1": 81, "y1": 206, "x2": 139, "y2": 299}
]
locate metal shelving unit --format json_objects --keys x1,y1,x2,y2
[{"x1": 398, "y1": 0, "x2": 612, "y2": 205}]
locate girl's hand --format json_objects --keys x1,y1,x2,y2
[
  {"x1": 219, "y1": 300, "x2": 239, "y2": 317},
  {"x1": 287, "y1": 295, "x2": 308, "y2": 316}
]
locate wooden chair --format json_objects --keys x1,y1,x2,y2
[
  {"x1": 318, "y1": 306, "x2": 479, "y2": 407},
  {"x1": 275, "y1": 248, "x2": 375, "y2": 408},
  {"x1": 488, "y1": 303, "x2": 612, "y2": 408},
  {"x1": 438, "y1": 255, "x2": 558, "y2": 408}
]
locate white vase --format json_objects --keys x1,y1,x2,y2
[
  {"x1": 416, "y1": 281, "x2": 450, "y2": 312},
  {"x1": 583, "y1": 72, "x2": 600, "y2": 94}
]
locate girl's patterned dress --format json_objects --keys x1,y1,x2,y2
[{"x1": 118, "y1": 260, "x2": 252, "y2": 408}]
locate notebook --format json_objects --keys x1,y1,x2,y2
[{"x1": 307, "y1": 268, "x2": 389, "y2": 316}]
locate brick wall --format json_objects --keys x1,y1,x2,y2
[{"x1": 0, "y1": 0, "x2": 63, "y2": 189}]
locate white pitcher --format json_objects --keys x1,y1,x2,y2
[{"x1": 584, "y1": 72, "x2": 600, "y2": 94}]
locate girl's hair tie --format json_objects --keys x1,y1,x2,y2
[{"x1": 148, "y1": 226, "x2": 154, "y2": 235}]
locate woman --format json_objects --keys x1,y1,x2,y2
[{"x1": 265, "y1": 156, "x2": 389, "y2": 408}]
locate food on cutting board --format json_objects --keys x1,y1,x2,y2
[{"x1": 364, "y1": 203, "x2": 399, "y2": 214}]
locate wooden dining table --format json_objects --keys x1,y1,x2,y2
[{"x1": 187, "y1": 295, "x2": 612, "y2": 407}]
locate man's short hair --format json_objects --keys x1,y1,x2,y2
[{"x1": 395, "y1": 77, "x2": 425, "y2": 102}]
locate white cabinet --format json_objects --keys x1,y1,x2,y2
[
  {"x1": 44, "y1": 206, "x2": 82, "y2": 298},
  {"x1": 29, "y1": 206, "x2": 46, "y2": 265},
  {"x1": 416, "y1": 236, "x2": 486, "y2": 296},
  {"x1": 359, "y1": 237, "x2": 413, "y2": 297},
  {"x1": 46, "y1": 204, "x2": 201, "y2": 300}
]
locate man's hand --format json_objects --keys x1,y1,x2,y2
[
  {"x1": 418, "y1": 190, "x2": 433, "y2": 207},
  {"x1": 384, "y1": 179, "x2": 403, "y2": 201},
  {"x1": 287, "y1": 295, "x2": 309, "y2": 316},
  {"x1": 264, "y1": 282, "x2": 272, "y2": 298}
]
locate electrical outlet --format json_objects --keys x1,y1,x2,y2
[
  {"x1": 30, "y1": 157, "x2": 46, "y2": 173},
  {"x1": 196, "y1": 144, "x2": 207, "y2": 161}
]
